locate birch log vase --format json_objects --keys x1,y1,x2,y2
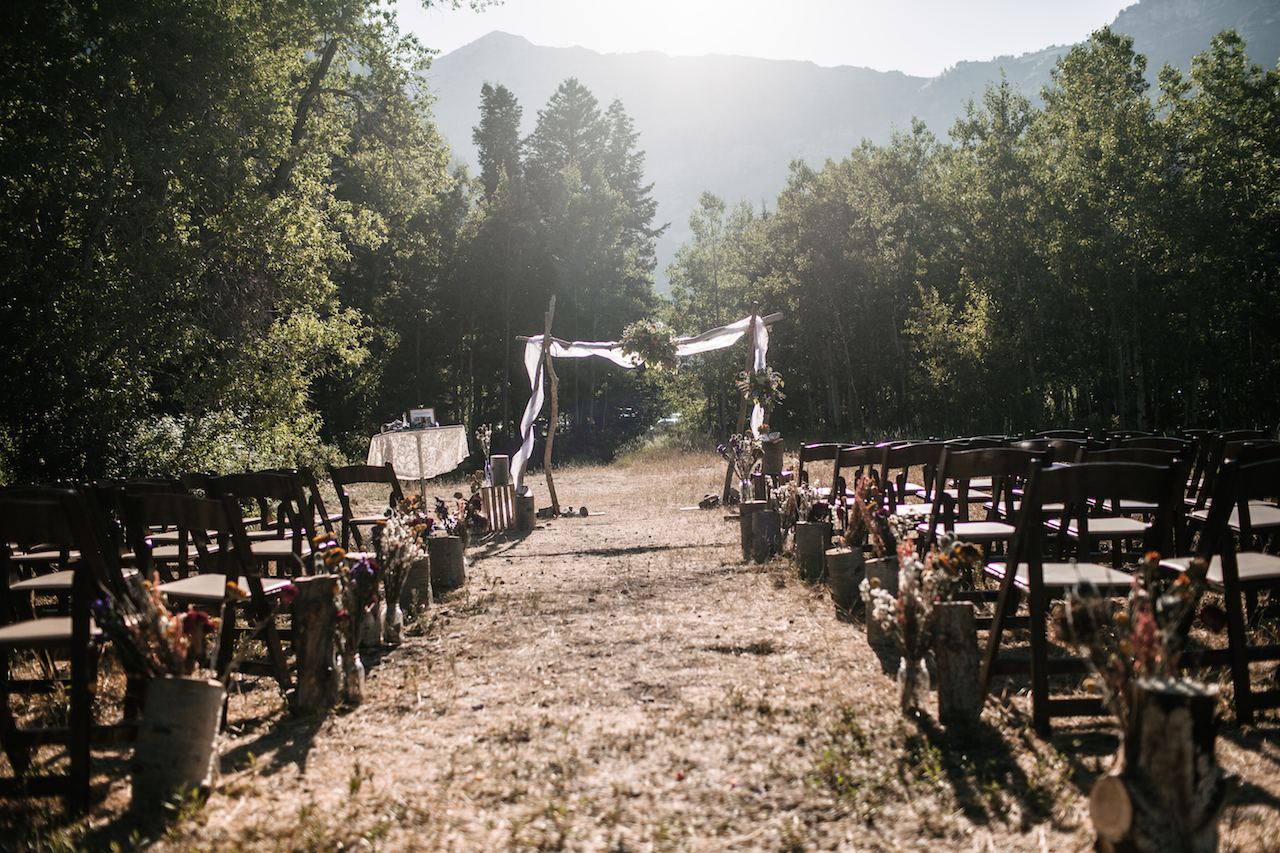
[
  {"x1": 794, "y1": 521, "x2": 832, "y2": 583},
  {"x1": 931, "y1": 601, "x2": 982, "y2": 727},
  {"x1": 739, "y1": 500, "x2": 767, "y2": 562},
  {"x1": 864, "y1": 557, "x2": 899, "y2": 648},
  {"x1": 825, "y1": 546, "x2": 865, "y2": 623},
  {"x1": 1089, "y1": 678, "x2": 1231, "y2": 853},
  {"x1": 292, "y1": 575, "x2": 340, "y2": 716}
]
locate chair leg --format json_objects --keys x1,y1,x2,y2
[{"x1": 1027, "y1": 582, "x2": 1051, "y2": 733}]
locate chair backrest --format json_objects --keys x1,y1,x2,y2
[
  {"x1": 1108, "y1": 435, "x2": 1190, "y2": 454},
  {"x1": 834, "y1": 443, "x2": 890, "y2": 504},
  {"x1": 208, "y1": 471, "x2": 311, "y2": 540},
  {"x1": 796, "y1": 443, "x2": 843, "y2": 491},
  {"x1": 1188, "y1": 432, "x2": 1276, "y2": 512},
  {"x1": 1014, "y1": 459, "x2": 1186, "y2": 565},
  {"x1": 0, "y1": 488, "x2": 120, "y2": 615},
  {"x1": 328, "y1": 463, "x2": 404, "y2": 510},
  {"x1": 1012, "y1": 437, "x2": 1092, "y2": 462},
  {"x1": 284, "y1": 466, "x2": 336, "y2": 535},
  {"x1": 922, "y1": 446, "x2": 1043, "y2": 550},
  {"x1": 879, "y1": 440, "x2": 947, "y2": 511},
  {"x1": 121, "y1": 491, "x2": 251, "y2": 581},
  {"x1": 1201, "y1": 442, "x2": 1280, "y2": 554}
]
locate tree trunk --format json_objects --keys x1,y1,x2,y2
[
  {"x1": 291, "y1": 576, "x2": 340, "y2": 716},
  {"x1": 1089, "y1": 678, "x2": 1232, "y2": 853},
  {"x1": 933, "y1": 602, "x2": 982, "y2": 727}
]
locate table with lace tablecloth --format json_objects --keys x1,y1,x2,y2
[{"x1": 365, "y1": 426, "x2": 470, "y2": 484}]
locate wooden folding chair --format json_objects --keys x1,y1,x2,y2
[
  {"x1": 796, "y1": 443, "x2": 844, "y2": 499},
  {"x1": 980, "y1": 459, "x2": 1184, "y2": 732},
  {"x1": 0, "y1": 488, "x2": 136, "y2": 812},
  {"x1": 207, "y1": 472, "x2": 314, "y2": 576},
  {"x1": 918, "y1": 446, "x2": 1042, "y2": 557},
  {"x1": 879, "y1": 440, "x2": 947, "y2": 519},
  {"x1": 122, "y1": 491, "x2": 293, "y2": 698},
  {"x1": 328, "y1": 463, "x2": 404, "y2": 550},
  {"x1": 1160, "y1": 443, "x2": 1280, "y2": 724}
]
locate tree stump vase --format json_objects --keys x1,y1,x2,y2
[
  {"x1": 932, "y1": 601, "x2": 982, "y2": 727},
  {"x1": 427, "y1": 535, "x2": 467, "y2": 594},
  {"x1": 1089, "y1": 678, "x2": 1231, "y2": 853},
  {"x1": 826, "y1": 546, "x2": 865, "y2": 622},
  {"x1": 751, "y1": 509, "x2": 781, "y2": 563},
  {"x1": 292, "y1": 575, "x2": 340, "y2": 715},
  {"x1": 794, "y1": 521, "x2": 832, "y2": 583}
]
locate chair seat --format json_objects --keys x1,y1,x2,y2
[
  {"x1": 11, "y1": 566, "x2": 137, "y2": 594},
  {"x1": 920, "y1": 520, "x2": 1015, "y2": 540},
  {"x1": 158, "y1": 574, "x2": 295, "y2": 604},
  {"x1": 1188, "y1": 501, "x2": 1280, "y2": 530},
  {"x1": 986, "y1": 560, "x2": 1134, "y2": 592},
  {"x1": 10, "y1": 549, "x2": 80, "y2": 567},
  {"x1": 1047, "y1": 517, "x2": 1150, "y2": 538},
  {"x1": 0, "y1": 616, "x2": 102, "y2": 648},
  {"x1": 247, "y1": 538, "x2": 312, "y2": 560},
  {"x1": 893, "y1": 503, "x2": 933, "y2": 518},
  {"x1": 1160, "y1": 552, "x2": 1280, "y2": 588}
]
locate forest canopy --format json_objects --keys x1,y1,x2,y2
[{"x1": 1, "y1": 2, "x2": 1277, "y2": 483}]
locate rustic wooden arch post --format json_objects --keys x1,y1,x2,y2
[{"x1": 542, "y1": 297, "x2": 560, "y2": 517}]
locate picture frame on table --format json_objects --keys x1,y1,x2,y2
[{"x1": 409, "y1": 407, "x2": 436, "y2": 429}]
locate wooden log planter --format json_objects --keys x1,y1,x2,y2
[
  {"x1": 1089, "y1": 678, "x2": 1232, "y2": 853},
  {"x1": 825, "y1": 546, "x2": 865, "y2": 622},
  {"x1": 292, "y1": 575, "x2": 340, "y2": 715},
  {"x1": 932, "y1": 601, "x2": 982, "y2": 727},
  {"x1": 751, "y1": 509, "x2": 781, "y2": 563},
  {"x1": 739, "y1": 500, "x2": 767, "y2": 561},
  {"x1": 794, "y1": 521, "x2": 832, "y2": 583}
]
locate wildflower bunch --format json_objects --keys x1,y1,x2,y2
[
  {"x1": 843, "y1": 473, "x2": 888, "y2": 553},
  {"x1": 717, "y1": 433, "x2": 761, "y2": 488},
  {"x1": 778, "y1": 479, "x2": 818, "y2": 530},
  {"x1": 1055, "y1": 552, "x2": 1216, "y2": 721},
  {"x1": 475, "y1": 423, "x2": 493, "y2": 458},
  {"x1": 859, "y1": 529, "x2": 983, "y2": 705},
  {"x1": 375, "y1": 511, "x2": 425, "y2": 611},
  {"x1": 313, "y1": 533, "x2": 381, "y2": 659},
  {"x1": 90, "y1": 572, "x2": 226, "y2": 678}
]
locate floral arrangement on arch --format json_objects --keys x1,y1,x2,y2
[
  {"x1": 619, "y1": 319, "x2": 680, "y2": 374},
  {"x1": 1055, "y1": 552, "x2": 1221, "y2": 722},
  {"x1": 90, "y1": 573, "x2": 232, "y2": 678},
  {"x1": 736, "y1": 366, "x2": 786, "y2": 408}
]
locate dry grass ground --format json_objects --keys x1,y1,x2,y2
[{"x1": 3, "y1": 445, "x2": 1280, "y2": 851}]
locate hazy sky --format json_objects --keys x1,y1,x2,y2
[{"x1": 400, "y1": 0, "x2": 1137, "y2": 78}]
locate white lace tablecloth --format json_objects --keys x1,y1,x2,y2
[{"x1": 365, "y1": 426, "x2": 470, "y2": 481}]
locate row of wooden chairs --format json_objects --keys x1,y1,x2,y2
[
  {"x1": 798, "y1": 430, "x2": 1280, "y2": 730},
  {"x1": 0, "y1": 463, "x2": 406, "y2": 812}
]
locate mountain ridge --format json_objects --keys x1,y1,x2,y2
[{"x1": 422, "y1": 0, "x2": 1280, "y2": 288}]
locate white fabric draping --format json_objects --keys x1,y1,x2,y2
[{"x1": 512, "y1": 315, "x2": 770, "y2": 487}]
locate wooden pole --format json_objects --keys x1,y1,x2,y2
[
  {"x1": 542, "y1": 297, "x2": 560, "y2": 517},
  {"x1": 723, "y1": 301, "x2": 760, "y2": 504}
]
